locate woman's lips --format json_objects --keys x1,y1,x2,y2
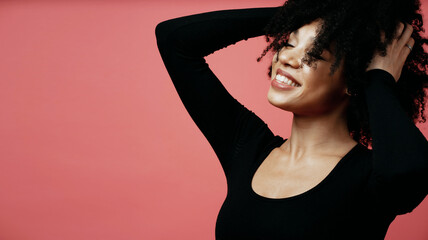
[
  {"x1": 271, "y1": 76, "x2": 299, "y2": 90},
  {"x1": 275, "y1": 68, "x2": 301, "y2": 86}
]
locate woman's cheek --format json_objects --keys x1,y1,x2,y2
[{"x1": 273, "y1": 53, "x2": 278, "y2": 64}]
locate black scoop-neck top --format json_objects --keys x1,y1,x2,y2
[
  {"x1": 155, "y1": 6, "x2": 428, "y2": 240},
  {"x1": 248, "y1": 137, "x2": 362, "y2": 203}
]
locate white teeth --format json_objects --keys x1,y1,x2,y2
[
  {"x1": 275, "y1": 74, "x2": 300, "y2": 87},
  {"x1": 275, "y1": 74, "x2": 285, "y2": 81}
]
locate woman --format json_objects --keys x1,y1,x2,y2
[{"x1": 155, "y1": 0, "x2": 428, "y2": 239}]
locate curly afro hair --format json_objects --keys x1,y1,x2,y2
[{"x1": 256, "y1": 0, "x2": 428, "y2": 148}]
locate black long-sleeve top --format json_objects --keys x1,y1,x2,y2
[{"x1": 155, "y1": 6, "x2": 428, "y2": 240}]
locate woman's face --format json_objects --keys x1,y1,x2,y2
[{"x1": 268, "y1": 19, "x2": 349, "y2": 116}]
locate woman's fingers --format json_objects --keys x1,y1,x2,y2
[
  {"x1": 400, "y1": 37, "x2": 415, "y2": 62},
  {"x1": 394, "y1": 21, "x2": 406, "y2": 39},
  {"x1": 398, "y1": 23, "x2": 414, "y2": 48},
  {"x1": 366, "y1": 21, "x2": 414, "y2": 82},
  {"x1": 396, "y1": 23, "x2": 414, "y2": 73}
]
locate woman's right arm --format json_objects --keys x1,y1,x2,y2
[{"x1": 155, "y1": 7, "x2": 280, "y2": 170}]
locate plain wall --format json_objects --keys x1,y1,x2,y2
[{"x1": 0, "y1": 0, "x2": 427, "y2": 239}]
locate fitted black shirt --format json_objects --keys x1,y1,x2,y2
[{"x1": 155, "y1": 6, "x2": 428, "y2": 240}]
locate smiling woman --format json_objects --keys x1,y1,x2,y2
[
  {"x1": 268, "y1": 18, "x2": 350, "y2": 117},
  {"x1": 258, "y1": 0, "x2": 428, "y2": 149},
  {"x1": 155, "y1": 0, "x2": 428, "y2": 239}
]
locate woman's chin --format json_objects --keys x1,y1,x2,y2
[
  {"x1": 268, "y1": 89, "x2": 289, "y2": 106},
  {"x1": 267, "y1": 95, "x2": 293, "y2": 112}
]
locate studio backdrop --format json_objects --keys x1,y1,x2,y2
[{"x1": 0, "y1": 0, "x2": 427, "y2": 239}]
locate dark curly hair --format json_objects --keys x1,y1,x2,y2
[{"x1": 256, "y1": 0, "x2": 428, "y2": 148}]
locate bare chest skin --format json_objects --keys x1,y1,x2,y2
[{"x1": 251, "y1": 144, "x2": 356, "y2": 199}]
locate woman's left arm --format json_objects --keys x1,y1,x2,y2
[{"x1": 365, "y1": 22, "x2": 428, "y2": 215}]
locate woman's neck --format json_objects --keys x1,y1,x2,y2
[{"x1": 279, "y1": 108, "x2": 358, "y2": 166}]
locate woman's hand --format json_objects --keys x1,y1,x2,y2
[{"x1": 366, "y1": 22, "x2": 415, "y2": 83}]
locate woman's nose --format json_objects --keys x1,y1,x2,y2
[{"x1": 277, "y1": 47, "x2": 302, "y2": 68}]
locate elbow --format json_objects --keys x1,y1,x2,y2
[
  {"x1": 155, "y1": 21, "x2": 173, "y2": 54},
  {"x1": 155, "y1": 19, "x2": 178, "y2": 43},
  {"x1": 155, "y1": 21, "x2": 167, "y2": 40},
  {"x1": 155, "y1": 20, "x2": 189, "y2": 57},
  {"x1": 155, "y1": 20, "x2": 182, "y2": 53},
  {"x1": 155, "y1": 21, "x2": 168, "y2": 45}
]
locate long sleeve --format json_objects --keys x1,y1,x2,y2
[
  {"x1": 154, "y1": 7, "x2": 280, "y2": 171},
  {"x1": 364, "y1": 69, "x2": 428, "y2": 215}
]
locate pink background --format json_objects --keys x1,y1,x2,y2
[{"x1": 0, "y1": 0, "x2": 427, "y2": 239}]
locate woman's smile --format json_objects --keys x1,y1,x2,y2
[{"x1": 272, "y1": 74, "x2": 301, "y2": 90}]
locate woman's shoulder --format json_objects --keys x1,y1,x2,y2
[{"x1": 344, "y1": 143, "x2": 374, "y2": 169}]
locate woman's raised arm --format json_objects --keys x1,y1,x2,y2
[
  {"x1": 155, "y1": 7, "x2": 280, "y2": 170},
  {"x1": 364, "y1": 21, "x2": 428, "y2": 216}
]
